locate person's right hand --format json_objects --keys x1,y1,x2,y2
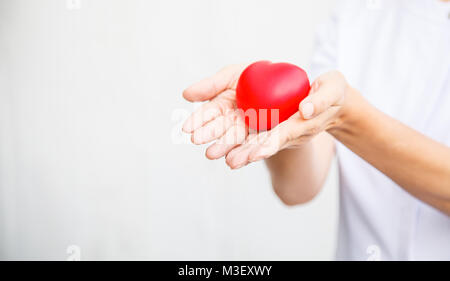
[{"x1": 182, "y1": 64, "x2": 250, "y2": 160}]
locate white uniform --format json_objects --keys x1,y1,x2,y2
[{"x1": 309, "y1": 0, "x2": 450, "y2": 260}]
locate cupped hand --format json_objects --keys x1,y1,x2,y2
[{"x1": 183, "y1": 67, "x2": 350, "y2": 169}]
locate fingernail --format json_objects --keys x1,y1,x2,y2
[{"x1": 301, "y1": 102, "x2": 314, "y2": 119}]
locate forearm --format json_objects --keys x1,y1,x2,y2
[
  {"x1": 265, "y1": 132, "x2": 335, "y2": 205},
  {"x1": 330, "y1": 88, "x2": 450, "y2": 214}
]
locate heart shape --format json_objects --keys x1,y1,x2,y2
[{"x1": 236, "y1": 61, "x2": 310, "y2": 131}]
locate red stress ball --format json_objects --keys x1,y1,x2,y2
[{"x1": 236, "y1": 61, "x2": 310, "y2": 131}]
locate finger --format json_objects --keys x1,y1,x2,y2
[
  {"x1": 285, "y1": 106, "x2": 339, "y2": 143},
  {"x1": 299, "y1": 75, "x2": 345, "y2": 120},
  {"x1": 191, "y1": 111, "x2": 238, "y2": 145},
  {"x1": 247, "y1": 128, "x2": 287, "y2": 162},
  {"x1": 182, "y1": 102, "x2": 221, "y2": 133},
  {"x1": 182, "y1": 90, "x2": 234, "y2": 133},
  {"x1": 248, "y1": 114, "x2": 305, "y2": 162},
  {"x1": 205, "y1": 122, "x2": 247, "y2": 160},
  {"x1": 225, "y1": 133, "x2": 263, "y2": 169},
  {"x1": 183, "y1": 65, "x2": 242, "y2": 102},
  {"x1": 247, "y1": 133, "x2": 278, "y2": 162},
  {"x1": 248, "y1": 106, "x2": 342, "y2": 162}
]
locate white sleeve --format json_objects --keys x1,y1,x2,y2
[{"x1": 307, "y1": 7, "x2": 340, "y2": 82}]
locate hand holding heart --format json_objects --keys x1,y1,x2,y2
[{"x1": 182, "y1": 62, "x2": 350, "y2": 169}]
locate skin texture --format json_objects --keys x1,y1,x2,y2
[{"x1": 182, "y1": 64, "x2": 450, "y2": 216}]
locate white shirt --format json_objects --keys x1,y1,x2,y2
[{"x1": 309, "y1": 0, "x2": 450, "y2": 260}]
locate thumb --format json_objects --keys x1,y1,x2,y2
[{"x1": 183, "y1": 64, "x2": 243, "y2": 102}]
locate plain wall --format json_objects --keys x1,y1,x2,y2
[{"x1": 0, "y1": 0, "x2": 338, "y2": 260}]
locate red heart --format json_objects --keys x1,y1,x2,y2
[{"x1": 236, "y1": 61, "x2": 310, "y2": 131}]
